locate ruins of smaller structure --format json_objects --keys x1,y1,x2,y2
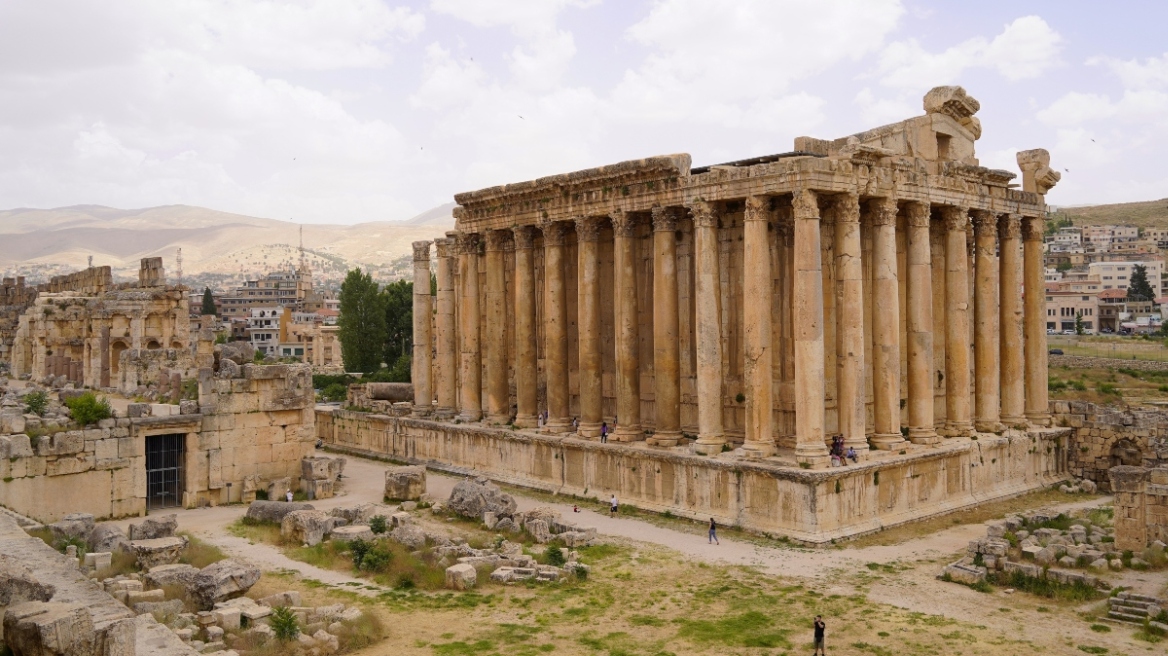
[
  {"x1": 4, "y1": 258, "x2": 190, "y2": 393},
  {"x1": 1111, "y1": 465, "x2": 1168, "y2": 551}
]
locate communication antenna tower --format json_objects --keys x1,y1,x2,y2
[
  {"x1": 176, "y1": 248, "x2": 183, "y2": 286},
  {"x1": 298, "y1": 224, "x2": 305, "y2": 269},
  {"x1": 87, "y1": 255, "x2": 93, "y2": 269}
]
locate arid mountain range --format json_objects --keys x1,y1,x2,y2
[{"x1": 0, "y1": 203, "x2": 455, "y2": 283}]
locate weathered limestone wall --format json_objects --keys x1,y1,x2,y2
[
  {"x1": 1050, "y1": 354, "x2": 1168, "y2": 373},
  {"x1": 1110, "y1": 465, "x2": 1168, "y2": 551},
  {"x1": 1056, "y1": 401, "x2": 1168, "y2": 492},
  {"x1": 317, "y1": 409, "x2": 1068, "y2": 544}
]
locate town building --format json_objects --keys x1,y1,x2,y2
[{"x1": 1088, "y1": 259, "x2": 1164, "y2": 298}]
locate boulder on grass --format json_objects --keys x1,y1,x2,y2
[
  {"x1": 447, "y1": 477, "x2": 517, "y2": 520},
  {"x1": 190, "y1": 559, "x2": 261, "y2": 610},
  {"x1": 384, "y1": 466, "x2": 426, "y2": 501},
  {"x1": 329, "y1": 503, "x2": 376, "y2": 525},
  {"x1": 89, "y1": 524, "x2": 130, "y2": 553},
  {"x1": 129, "y1": 536, "x2": 188, "y2": 569},
  {"x1": 49, "y1": 513, "x2": 94, "y2": 542},
  {"x1": 128, "y1": 514, "x2": 177, "y2": 541},
  {"x1": 445, "y1": 563, "x2": 477, "y2": 590},
  {"x1": 390, "y1": 524, "x2": 427, "y2": 550},
  {"x1": 281, "y1": 509, "x2": 336, "y2": 546},
  {"x1": 246, "y1": 500, "x2": 315, "y2": 524},
  {"x1": 143, "y1": 563, "x2": 200, "y2": 590},
  {"x1": 330, "y1": 525, "x2": 375, "y2": 543}
]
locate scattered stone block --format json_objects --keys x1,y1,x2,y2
[
  {"x1": 49, "y1": 512, "x2": 95, "y2": 542},
  {"x1": 281, "y1": 509, "x2": 336, "y2": 546},
  {"x1": 144, "y1": 563, "x2": 200, "y2": 590},
  {"x1": 246, "y1": 500, "x2": 315, "y2": 524},
  {"x1": 130, "y1": 535, "x2": 189, "y2": 569},
  {"x1": 257, "y1": 591, "x2": 301, "y2": 608},
  {"x1": 445, "y1": 563, "x2": 477, "y2": 590},
  {"x1": 83, "y1": 551, "x2": 113, "y2": 571},
  {"x1": 129, "y1": 514, "x2": 178, "y2": 540},
  {"x1": 390, "y1": 524, "x2": 426, "y2": 550},
  {"x1": 447, "y1": 477, "x2": 517, "y2": 519},
  {"x1": 384, "y1": 465, "x2": 426, "y2": 501},
  {"x1": 191, "y1": 559, "x2": 261, "y2": 610},
  {"x1": 329, "y1": 503, "x2": 376, "y2": 525},
  {"x1": 89, "y1": 523, "x2": 130, "y2": 553},
  {"x1": 526, "y1": 519, "x2": 551, "y2": 544},
  {"x1": 330, "y1": 524, "x2": 374, "y2": 542}
]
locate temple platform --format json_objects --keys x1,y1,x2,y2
[{"x1": 317, "y1": 408, "x2": 1070, "y2": 545}]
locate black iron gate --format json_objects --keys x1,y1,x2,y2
[{"x1": 146, "y1": 433, "x2": 184, "y2": 511}]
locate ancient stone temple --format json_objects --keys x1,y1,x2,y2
[
  {"x1": 416, "y1": 86, "x2": 1058, "y2": 463},
  {"x1": 321, "y1": 86, "x2": 1069, "y2": 543}
]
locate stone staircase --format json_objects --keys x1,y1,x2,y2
[{"x1": 1108, "y1": 591, "x2": 1164, "y2": 624}]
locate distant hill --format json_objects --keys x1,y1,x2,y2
[
  {"x1": 0, "y1": 204, "x2": 454, "y2": 281},
  {"x1": 1056, "y1": 198, "x2": 1168, "y2": 229}
]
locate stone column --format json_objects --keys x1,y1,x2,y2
[
  {"x1": 575, "y1": 217, "x2": 603, "y2": 438},
  {"x1": 905, "y1": 202, "x2": 938, "y2": 444},
  {"x1": 651, "y1": 206, "x2": 682, "y2": 446},
  {"x1": 611, "y1": 210, "x2": 642, "y2": 441},
  {"x1": 870, "y1": 197, "x2": 905, "y2": 449},
  {"x1": 998, "y1": 215, "x2": 1026, "y2": 426},
  {"x1": 434, "y1": 237, "x2": 458, "y2": 419},
  {"x1": 792, "y1": 190, "x2": 830, "y2": 467},
  {"x1": 690, "y1": 202, "x2": 725, "y2": 454},
  {"x1": 100, "y1": 325, "x2": 111, "y2": 388},
  {"x1": 1023, "y1": 215, "x2": 1050, "y2": 426},
  {"x1": 512, "y1": 227, "x2": 538, "y2": 428},
  {"x1": 412, "y1": 240, "x2": 433, "y2": 416},
  {"x1": 972, "y1": 210, "x2": 1001, "y2": 432},
  {"x1": 942, "y1": 207, "x2": 974, "y2": 436},
  {"x1": 543, "y1": 221, "x2": 571, "y2": 432},
  {"x1": 833, "y1": 194, "x2": 866, "y2": 455},
  {"x1": 457, "y1": 232, "x2": 482, "y2": 422},
  {"x1": 742, "y1": 196, "x2": 774, "y2": 457},
  {"x1": 483, "y1": 231, "x2": 509, "y2": 423}
]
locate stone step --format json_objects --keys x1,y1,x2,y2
[
  {"x1": 1107, "y1": 610, "x2": 1147, "y2": 624},
  {"x1": 1109, "y1": 601, "x2": 1152, "y2": 613},
  {"x1": 1124, "y1": 593, "x2": 1163, "y2": 604}
]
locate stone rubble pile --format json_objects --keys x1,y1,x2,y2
[{"x1": 1058, "y1": 477, "x2": 1099, "y2": 494}]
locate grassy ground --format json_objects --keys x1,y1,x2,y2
[
  {"x1": 1056, "y1": 198, "x2": 1168, "y2": 229},
  {"x1": 1048, "y1": 364, "x2": 1168, "y2": 405},
  {"x1": 1048, "y1": 335, "x2": 1168, "y2": 363}
]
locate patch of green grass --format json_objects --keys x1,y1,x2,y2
[
  {"x1": 1077, "y1": 646, "x2": 1108, "y2": 654},
  {"x1": 675, "y1": 611, "x2": 792, "y2": 648},
  {"x1": 987, "y1": 570, "x2": 1102, "y2": 602},
  {"x1": 851, "y1": 642, "x2": 894, "y2": 656},
  {"x1": 177, "y1": 533, "x2": 227, "y2": 568},
  {"x1": 1089, "y1": 624, "x2": 1111, "y2": 633}
]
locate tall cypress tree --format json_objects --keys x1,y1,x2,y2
[
  {"x1": 1127, "y1": 264, "x2": 1156, "y2": 302},
  {"x1": 201, "y1": 287, "x2": 217, "y2": 316},
  {"x1": 382, "y1": 279, "x2": 413, "y2": 373},
  {"x1": 338, "y1": 269, "x2": 387, "y2": 373}
]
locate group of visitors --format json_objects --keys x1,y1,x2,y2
[{"x1": 830, "y1": 435, "x2": 858, "y2": 467}]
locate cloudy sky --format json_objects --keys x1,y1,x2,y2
[{"x1": 1, "y1": 1, "x2": 1165, "y2": 224}]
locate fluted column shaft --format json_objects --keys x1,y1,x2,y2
[
  {"x1": 457, "y1": 233, "x2": 482, "y2": 421},
  {"x1": 690, "y1": 203, "x2": 724, "y2": 454},
  {"x1": 998, "y1": 215, "x2": 1026, "y2": 425},
  {"x1": 434, "y1": 238, "x2": 457, "y2": 418},
  {"x1": 1023, "y1": 216, "x2": 1050, "y2": 425},
  {"x1": 833, "y1": 194, "x2": 866, "y2": 454},
  {"x1": 651, "y1": 206, "x2": 681, "y2": 445},
  {"x1": 870, "y1": 197, "x2": 905, "y2": 448},
  {"x1": 793, "y1": 190, "x2": 830, "y2": 467},
  {"x1": 484, "y1": 231, "x2": 509, "y2": 423},
  {"x1": 972, "y1": 211, "x2": 1001, "y2": 432},
  {"x1": 411, "y1": 241, "x2": 433, "y2": 416},
  {"x1": 512, "y1": 227, "x2": 538, "y2": 428},
  {"x1": 576, "y1": 218, "x2": 603, "y2": 438},
  {"x1": 905, "y1": 203, "x2": 938, "y2": 443},
  {"x1": 543, "y1": 222, "x2": 570, "y2": 431},
  {"x1": 942, "y1": 207, "x2": 974, "y2": 436},
  {"x1": 611, "y1": 211, "x2": 642, "y2": 440},
  {"x1": 742, "y1": 196, "x2": 774, "y2": 457}
]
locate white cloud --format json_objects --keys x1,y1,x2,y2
[
  {"x1": 1090, "y1": 52, "x2": 1168, "y2": 90},
  {"x1": 877, "y1": 16, "x2": 1063, "y2": 89}
]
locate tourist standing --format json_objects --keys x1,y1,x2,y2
[
  {"x1": 285, "y1": 490, "x2": 293, "y2": 503},
  {"x1": 610, "y1": 494, "x2": 618, "y2": 516},
  {"x1": 813, "y1": 616, "x2": 826, "y2": 656},
  {"x1": 708, "y1": 517, "x2": 719, "y2": 545},
  {"x1": 600, "y1": 422, "x2": 608, "y2": 443}
]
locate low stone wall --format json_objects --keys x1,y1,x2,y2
[
  {"x1": 1049, "y1": 354, "x2": 1168, "y2": 373},
  {"x1": 1110, "y1": 465, "x2": 1168, "y2": 551},
  {"x1": 1055, "y1": 401, "x2": 1168, "y2": 492},
  {"x1": 316, "y1": 409, "x2": 1069, "y2": 544}
]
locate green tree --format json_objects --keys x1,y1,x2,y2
[
  {"x1": 1056, "y1": 260, "x2": 1073, "y2": 273},
  {"x1": 382, "y1": 279, "x2": 413, "y2": 371},
  {"x1": 200, "y1": 287, "x2": 217, "y2": 316},
  {"x1": 1075, "y1": 311, "x2": 1084, "y2": 336},
  {"x1": 1127, "y1": 264, "x2": 1156, "y2": 302},
  {"x1": 338, "y1": 269, "x2": 387, "y2": 373}
]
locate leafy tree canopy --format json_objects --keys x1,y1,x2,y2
[{"x1": 338, "y1": 269, "x2": 387, "y2": 373}]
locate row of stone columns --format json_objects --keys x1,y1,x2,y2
[{"x1": 410, "y1": 193, "x2": 1050, "y2": 460}]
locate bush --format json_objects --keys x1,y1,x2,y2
[
  {"x1": 359, "y1": 544, "x2": 393, "y2": 572},
  {"x1": 545, "y1": 544, "x2": 566, "y2": 567},
  {"x1": 24, "y1": 391, "x2": 48, "y2": 417},
  {"x1": 64, "y1": 392, "x2": 112, "y2": 426},
  {"x1": 369, "y1": 515, "x2": 388, "y2": 535},
  {"x1": 320, "y1": 383, "x2": 348, "y2": 402},
  {"x1": 270, "y1": 606, "x2": 300, "y2": 642}
]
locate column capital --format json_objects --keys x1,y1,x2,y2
[
  {"x1": 512, "y1": 225, "x2": 536, "y2": 250},
  {"x1": 610, "y1": 210, "x2": 638, "y2": 238},
  {"x1": 651, "y1": 205, "x2": 678, "y2": 232},
  {"x1": 831, "y1": 193, "x2": 860, "y2": 224},
  {"x1": 744, "y1": 195, "x2": 768, "y2": 222},
  {"x1": 869, "y1": 196, "x2": 898, "y2": 227},
  {"x1": 904, "y1": 201, "x2": 930, "y2": 228},
  {"x1": 454, "y1": 232, "x2": 480, "y2": 255},
  {"x1": 941, "y1": 206, "x2": 970, "y2": 232},
  {"x1": 793, "y1": 188, "x2": 819, "y2": 219},
  {"x1": 412, "y1": 240, "x2": 432, "y2": 262},
  {"x1": 484, "y1": 230, "x2": 510, "y2": 251},
  {"x1": 541, "y1": 221, "x2": 569, "y2": 245},
  {"x1": 434, "y1": 237, "x2": 454, "y2": 259},
  {"x1": 687, "y1": 201, "x2": 717, "y2": 228},
  {"x1": 1022, "y1": 215, "x2": 1045, "y2": 242},
  {"x1": 575, "y1": 216, "x2": 603, "y2": 242},
  {"x1": 998, "y1": 213, "x2": 1022, "y2": 240},
  {"x1": 971, "y1": 209, "x2": 998, "y2": 236}
]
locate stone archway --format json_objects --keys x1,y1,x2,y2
[
  {"x1": 1110, "y1": 438, "x2": 1144, "y2": 468},
  {"x1": 146, "y1": 339, "x2": 161, "y2": 350},
  {"x1": 110, "y1": 340, "x2": 129, "y2": 378}
]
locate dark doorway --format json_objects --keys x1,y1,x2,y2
[{"x1": 146, "y1": 433, "x2": 184, "y2": 511}]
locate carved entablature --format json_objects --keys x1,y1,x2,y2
[
  {"x1": 412, "y1": 240, "x2": 432, "y2": 262},
  {"x1": 575, "y1": 217, "x2": 603, "y2": 242},
  {"x1": 998, "y1": 214, "x2": 1022, "y2": 240},
  {"x1": 1017, "y1": 149, "x2": 1061, "y2": 195},
  {"x1": 941, "y1": 206, "x2": 970, "y2": 232}
]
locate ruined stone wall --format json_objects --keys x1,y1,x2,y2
[
  {"x1": 1056, "y1": 401, "x2": 1168, "y2": 492},
  {"x1": 1050, "y1": 354, "x2": 1168, "y2": 373},
  {"x1": 316, "y1": 409, "x2": 1068, "y2": 544},
  {"x1": 1110, "y1": 465, "x2": 1168, "y2": 551},
  {"x1": 118, "y1": 348, "x2": 193, "y2": 395}
]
